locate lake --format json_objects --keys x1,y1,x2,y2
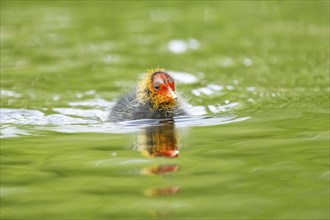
[{"x1": 1, "y1": 1, "x2": 329, "y2": 219}]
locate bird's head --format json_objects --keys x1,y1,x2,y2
[{"x1": 138, "y1": 68, "x2": 177, "y2": 109}]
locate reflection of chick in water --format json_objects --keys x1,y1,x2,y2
[
  {"x1": 137, "y1": 121, "x2": 181, "y2": 198},
  {"x1": 136, "y1": 121, "x2": 179, "y2": 158}
]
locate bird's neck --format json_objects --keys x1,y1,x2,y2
[{"x1": 137, "y1": 87, "x2": 176, "y2": 110}]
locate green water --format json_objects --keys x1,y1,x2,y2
[{"x1": 1, "y1": 1, "x2": 329, "y2": 219}]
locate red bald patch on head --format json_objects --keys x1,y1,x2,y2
[
  {"x1": 152, "y1": 72, "x2": 174, "y2": 85},
  {"x1": 151, "y1": 72, "x2": 175, "y2": 92}
]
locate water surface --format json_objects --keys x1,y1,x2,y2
[{"x1": 1, "y1": 1, "x2": 329, "y2": 219}]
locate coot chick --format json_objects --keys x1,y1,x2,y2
[{"x1": 109, "y1": 68, "x2": 188, "y2": 122}]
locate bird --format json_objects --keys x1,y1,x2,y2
[{"x1": 108, "y1": 68, "x2": 188, "y2": 122}]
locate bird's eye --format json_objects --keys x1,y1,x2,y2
[{"x1": 154, "y1": 85, "x2": 160, "y2": 90}]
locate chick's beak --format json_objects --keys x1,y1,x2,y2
[{"x1": 168, "y1": 88, "x2": 177, "y2": 100}]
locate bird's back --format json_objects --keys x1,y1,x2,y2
[
  {"x1": 108, "y1": 90, "x2": 188, "y2": 122},
  {"x1": 109, "y1": 90, "x2": 140, "y2": 122}
]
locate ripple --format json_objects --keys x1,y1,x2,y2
[
  {"x1": 0, "y1": 107, "x2": 249, "y2": 138},
  {"x1": 53, "y1": 108, "x2": 108, "y2": 121},
  {"x1": 207, "y1": 102, "x2": 239, "y2": 113},
  {"x1": 192, "y1": 83, "x2": 224, "y2": 96},
  {"x1": 1, "y1": 126, "x2": 29, "y2": 138},
  {"x1": 1, "y1": 108, "x2": 97, "y2": 126},
  {"x1": 44, "y1": 116, "x2": 249, "y2": 134},
  {"x1": 1, "y1": 90, "x2": 22, "y2": 98}
]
